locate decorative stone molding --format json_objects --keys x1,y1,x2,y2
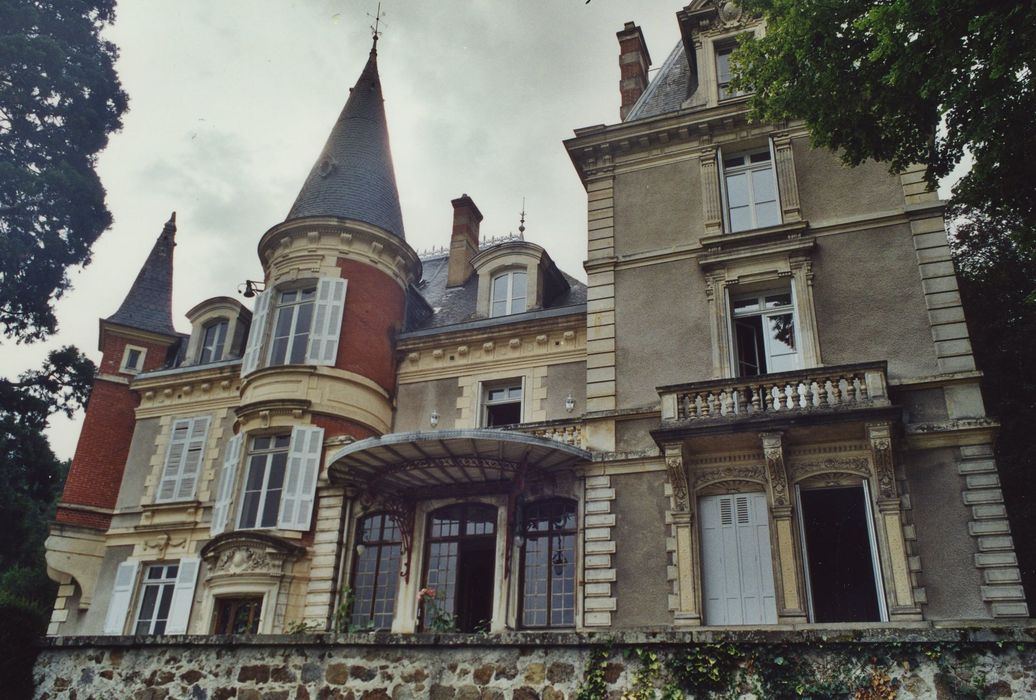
[
  {"x1": 760, "y1": 432, "x2": 789, "y2": 507},
  {"x1": 201, "y1": 532, "x2": 304, "y2": 582},
  {"x1": 772, "y1": 134, "x2": 801, "y2": 222},
  {"x1": 661, "y1": 445, "x2": 701, "y2": 626},
  {"x1": 866, "y1": 422, "x2": 898, "y2": 499}
]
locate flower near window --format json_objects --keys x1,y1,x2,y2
[{"x1": 418, "y1": 587, "x2": 456, "y2": 632}]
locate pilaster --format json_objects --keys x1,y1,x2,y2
[
  {"x1": 582, "y1": 474, "x2": 617, "y2": 627},
  {"x1": 772, "y1": 134, "x2": 801, "y2": 222},
  {"x1": 698, "y1": 145, "x2": 723, "y2": 235},
  {"x1": 584, "y1": 169, "x2": 618, "y2": 414},
  {"x1": 302, "y1": 487, "x2": 346, "y2": 628},
  {"x1": 759, "y1": 432, "x2": 807, "y2": 623},
  {"x1": 662, "y1": 444, "x2": 701, "y2": 626}
]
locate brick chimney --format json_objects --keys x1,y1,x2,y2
[
  {"x1": 617, "y1": 22, "x2": 651, "y2": 120},
  {"x1": 447, "y1": 194, "x2": 483, "y2": 287}
]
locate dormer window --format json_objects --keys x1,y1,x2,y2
[
  {"x1": 490, "y1": 270, "x2": 527, "y2": 317},
  {"x1": 199, "y1": 320, "x2": 228, "y2": 364},
  {"x1": 716, "y1": 43, "x2": 745, "y2": 101},
  {"x1": 120, "y1": 345, "x2": 147, "y2": 374}
]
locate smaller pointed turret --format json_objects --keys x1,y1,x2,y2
[{"x1": 105, "y1": 212, "x2": 178, "y2": 336}]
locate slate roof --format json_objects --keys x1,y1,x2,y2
[
  {"x1": 403, "y1": 251, "x2": 587, "y2": 336},
  {"x1": 285, "y1": 49, "x2": 406, "y2": 239},
  {"x1": 624, "y1": 41, "x2": 695, "y2": 122},
  {"x1": 105, "y1": 213, "x2": 178, "y2": 337}
]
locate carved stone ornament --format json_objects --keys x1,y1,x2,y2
[
  {"x1": 717, "y1": 0, "x2": 743, "y2": 24},
  {"x1": 869, "y1": 440, "x2": 897, "y2": 499},
  {"x1": 696, "y1": 463, "x2": 766, "y2": 490},
  {"x1": 201, "y1": 532, "x2": 304, "y2": 581},
  {"x1": 665, "y1": 454, "x2": 691, "y2": 512},
  {"x1": 789, "y1": 456, "x2": 872, "y2": 481}
]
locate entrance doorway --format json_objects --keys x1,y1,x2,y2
[
  {"x1": 798, "y1": 484, "x2": 885, "y2": 622},
  {"x1": 423, "y1": 503, "x2": 497, "y2": 632}
]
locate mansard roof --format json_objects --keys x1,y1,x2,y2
[
  {"x1": 105, "y1": 212, "x2": 178, "y2": 337},
  {"x1": 285, "y1": 48, "x2": 406, "y2": 239},
  {"x1": 624, "y1": 41, "x2": 695, "y2": 122}
]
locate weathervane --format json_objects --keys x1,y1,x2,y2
[
  {"x1": 518, "y1": 198, "x2": 526, "y2": 238},
  {"x1": 368, "y1": 2, "x2": 386, "y2": 52}
]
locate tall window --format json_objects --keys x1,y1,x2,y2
[
  {"x1": 423, "y1": 503, "x2": 497, "y2": 632},
  {"x1": 732, "y1": 289, "x2": 799, "y2": 376},
  {"x1": 482, "y1": 382, "x2": 523, "y2": 427},
  {"x1": 238, "y1": 435, "x2": 290, "y2": 529},
  {"x1": 490, "y1": 270, "x2": 527, "y2": 317},
  {"x1": 715, "y1": 44, "x2": 746, "y2": 100},
  {"x1": 269, "y1": 287, "x2": 316, "y2": 365},
  {"x1": 213, "y1": 597, "x2": 262, "y2": 634},
  {"x1": 199, "y1": 320, "x2": 228, "y2": 364},
  {"x1": 723, "y1": 150, "x2": 780, "y2": 233},
  {"x1": 351, "y1": 513, "x2": 402, "y2": 630},
  {"x1": 156, "y1": 416, "x2": 211, "y2": 503},
  {"x1": 133, "y1": 563, "x2": 179, "y2": 635},
  {"x1": 520, "y1": 499, "x2": 577, "y2": 628}
]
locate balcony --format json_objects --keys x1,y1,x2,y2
[{"x1": 657, "y1": 361, "x2": 893, "y2": 435}]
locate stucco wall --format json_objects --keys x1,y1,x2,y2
[
  {"x1": 114, "y1": 417, "x2": 161, "y2": 510},
  {"x1": 614, "y1": 159, "x2": 702, "y2": 256},
  {"x1": 394, "y1": 378, "x2": 462, "y2": 432},
  {"x1": 544, "y1": 361, "x2": 586, "y2": 420},
  {"x1": 615, "y1": 260, "x2": 712, "y2": 409},
  {"x1": 906, "y1": 447, "x2": 988, "y2": 619},
  {"x1": 793, "y1": 137, "x2": 906, "y2": 224},
  {"x1": 34, "y1": 629, "x2": 1036, "y2": 700},
  {"x1": 611, "y1": 471, "x2": 671, "y2": 627},
  {"x1": 812, "y1": 226, "x2": 940, "y2": 381}
]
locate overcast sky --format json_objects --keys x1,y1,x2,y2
[{"x1": 2, "y1": 1, "x2": 685, "y2": 459}]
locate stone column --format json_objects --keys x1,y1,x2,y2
[
  {"x1": 772, "y1": 135, "x2": 801, "y2": 222},
  {"x1": 663, "y1": 443, "x2": 701, "y2": 626},
  {"x1": 866, "y1": 422, "x2": 922, "y2": 620},
  {"x1": 699, "y1": 145, "x2": 723, "y2": 235},
  {"x1": 760, "y1": 432, "x2": 808, "y2": 623}
]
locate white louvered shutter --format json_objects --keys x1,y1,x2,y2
[
  {"x1": 701, "y1": 493, "x2": 778, "y2": 625},
  {"x1": 103, "y1": 560, "x2": 139, "y2": 635},
  {"x1": 241, "y1": 289, "x2": 272, "y2": 376},
  {"x1": 164, "y1": 557, "x2": 200, "y2": 635},
  {"x1": 305, "y1": 278, "x2": 347, "y2": 366},
  {"x1": 210, "y1": 433, "x2": 243, "y2": 536},
  {"x1": 158, "y1": 417, "x2": 211, "y2": 502},
  {"x1": 277, "y1": 425, "x2": 324, "y2": 531}
]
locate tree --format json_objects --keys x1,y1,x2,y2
[
  {"x1": 0, "y1": 0, "x2": 128, "y2": 341},
  {"x1": 733, "y1": 0, "x2": 1036, "y2": 254}
]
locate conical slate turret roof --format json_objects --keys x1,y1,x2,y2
[
  {"x1": 286, "y1": 48, "x2": 406, "y2": 239},
  {"x1": 105, "y1": 212, "x2": 178, "y2": 336}
]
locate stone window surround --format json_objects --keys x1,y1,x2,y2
[
  {"x1": 471, "y1": 243, "x2": 547, "y2": 318},
  {"x1": 663, "y1": 428, "x2": 921, "y2": 628},
  {"x1": 184, "y1": 297, "x2": 252, "y2": 367},
  {"x1": 346, "y1": 488, "x2": 583, "y2": 635},
  {"x1": 694, "y1": 27, "x2": 761, "y2": 109},
  {"x1": 119, "y1": 344, "x2": 147, "y2": 374}
]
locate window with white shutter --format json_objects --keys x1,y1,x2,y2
[
  {"x1": 156, "y1": 416, "x2": 211, "y2": 503},
  {"x1": 164, "y1": 557, "x2": 200, "y2": 634},
  {"x1": 103, "y1": 560, "x2": 140, "y2": 635},
  {"x1": 306, "y1": 278, "x2": 347, "y2": 365},
  {"x1": 700, "y1": 492, "x2": 778, "y2": 625},
  {"x1": 277, "y1": 425, "x2": 324, "y2": 531},
  {"x1": 240, "y1": 289, "x2": 272, "y2": 376},
  {"x1": 210, "y1": 433, "x2": 243, "y2": 536}
]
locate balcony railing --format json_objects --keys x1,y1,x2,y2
[
  {"x1": 659, "y1": 362, "x2": 890, "y2": 424},
  {"x1": 502, "y1": 419, "x2": 586, "y2": 449}
]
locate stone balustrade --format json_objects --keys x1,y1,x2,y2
[
  {"x1": 659, "y1": 361, "x2": 890, "y2": 423},
  {"x1": 508, "y1": 420, "x2": 585, "y2": 448}
]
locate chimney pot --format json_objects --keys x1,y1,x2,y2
[
  {"x1": 616, "y1": 22, "x2": 652, "y2": 120},
  {"x1": 447, "y1": 194, "x2": 483, "y2": 287}
]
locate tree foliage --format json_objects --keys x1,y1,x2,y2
[
  {"x1": 0, "y1": 0, "x2": 128, "y2": 342},
  {"x1": 733, "y1": 0, "x2": 1036, "y2": 252}
]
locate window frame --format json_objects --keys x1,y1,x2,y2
[
  {"x1": 155, "y1": 415, "x2": 211, "y2": 503},
  {"x1": 719, "y1": 146, "x2": 782, "y2": 234},
  {"x1": 236, "y1": 434, "x2": 291, "y2": 531},
  {"x1": 119, "y1": 344, "x2": 147, "y2": 374},
  {"x1": 132, "y1": 563, "x2": 179, "y2": 635},
  {"x1": 199, "y1": 319, "x2": 229, "y2": 364},
  {"x1": 489, "y1": 268, "x2": 528, "y2": 317},
  {"x1": 212, "y1": 595, "x2": 263, "y2": 635},
  {"x1": 350, "y1": 512, "x2": 403, "y2": 631},
  {"x1": 267, "y1": 285, "x2": 317, "y2": 366},
  {"x1": 518, "y1": 498, "x2": 578, "y2": 629},
  {"x1": 715, "y1": 42, "x2": 745, "y2": 101},
  {"x1": 729, "y1": 287, "x2": 801, "y2": 377},
  {"x1": 481, "y1": 379, "x2": 524, "y2": 427}
]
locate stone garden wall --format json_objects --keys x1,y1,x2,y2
[{"x1": 34, "y1": 626, "x2": 1036, "y2": 700}]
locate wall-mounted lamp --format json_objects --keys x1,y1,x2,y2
[
  {"x1": 564, "y1": 393, "x2": 576, "y2": 413},
  {"x1": 238, "y1": 280, "x2": 266, "y2": 298},
  {"x1": 355, "y1": 543, "x2": 366, "y2": 557},
  {"x1": 429, "y1": 409, "x2": 440, "y2": 428}
]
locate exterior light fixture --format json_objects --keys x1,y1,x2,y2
[
  {"x1": 429, "y1": 410, "x2": 439, "y2": 428},
  {"x1": 355, "y1": 543, "x2": 366, "y2": 557},
  {"x1": 564, "y1": 393, "x2": 576, "y2": 413},
  {"x1": 238, "y1": 280, "x2": 266, "y2": 298}
]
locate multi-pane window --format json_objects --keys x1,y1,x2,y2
[
  {"x1": 199, "y1": 320, "x2": 228, "y2": 364},
  {"x1": 269, "y1": 287, "x2": 316, "y2": 365},
  {"x1": 423, "y1": 503, "x2": 497, "y2": 632},
  {"x1": 732, "y1": 289, "x2": 799, "y2": 376},
  {"x1": 483, "y1": 382, "x2": 522, "y2": 427},
  {"x1": 156, "y1": 416, "x2": 211, "y2": 502},
  {"x1": 723, "y1": 150, "x2": 780, "y2": 233},
  {"x1": 520, "y1": 499, "x2": 577, "y2": 628},
  {"x1": 716, "y1": 44, "x2": 746, "y2": 100},
  {"x1": 213, "y1": 597, "x2": 262, "y2": 634},
  {"x1": 133, "y1": 563, "x2": 179, "y2": 635},
  {"x1": 351, "y1": 513, "x2": 402, "y2": 630},
  {"x1": 238, "y1": 435, "x2": 290, "y2": 529},
  {"x1": 490, "y1": 270, "x2": 527, "y2": 317}
]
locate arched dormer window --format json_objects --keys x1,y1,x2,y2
[
  {"x1": 490, "y1": 269, "x2": 527, "y2": 317},
  {"x1": 199, "y1": 319, "x2": 229, "y2": 364},
  {"x1": 350, "y1": 513, "x2": 402, "y2": 630},
  {"x1": 520, "y1": 498, "x2": 577, "y2": 628}
]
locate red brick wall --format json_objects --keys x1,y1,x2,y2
[
  {"x1": 311, "y1": 414, "x2": 376, "y2": 443},
  {"x1": 58, "y1": 379, "x2": 139, "y2": 518},
  {"x1": 98, "y1": 333, "x2": 172, "y2": 377},
  {"x1": 334, "y1": 258, "x2": 405, "y2": 394},
  {"x1": 55, "y1": 507, "x2": 112, "y2": 530}
]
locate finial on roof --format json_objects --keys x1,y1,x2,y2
[
  {"x1": 369, "y1": 2, "x2": 385, "y2": 55},
  {"x1": 518, "y1": 198, "x2": 526, "y2": 238},
  {"x1": 104, "y1": 212, "x2": 178, "y2": 337},
  {"x1": 163, "y1": 211, "x2": 177, "y2": 235}
]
